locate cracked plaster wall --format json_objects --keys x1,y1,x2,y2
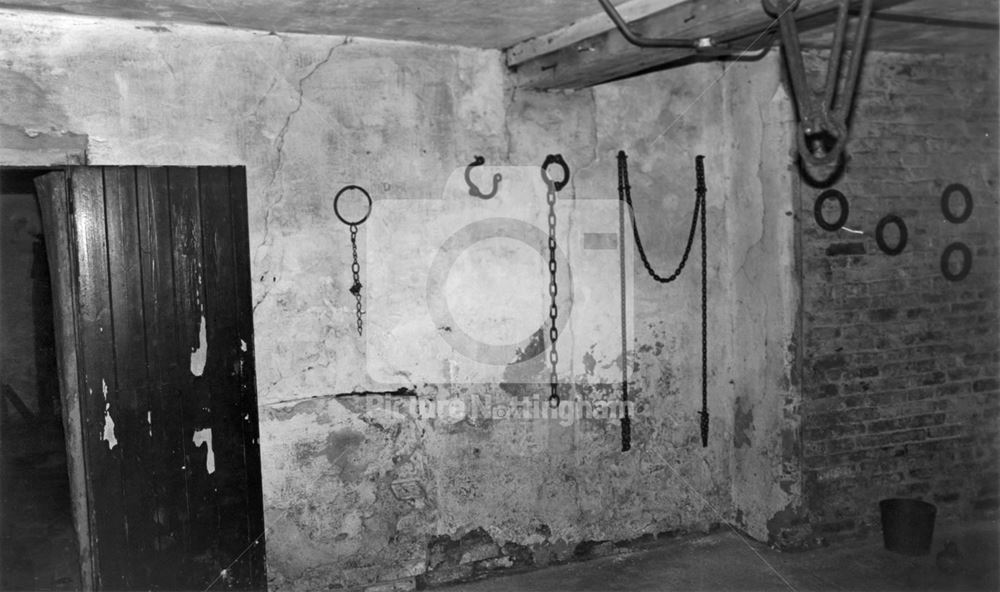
[{"x1": 0, "y1": 9, "x2": 798, "y2": 589}]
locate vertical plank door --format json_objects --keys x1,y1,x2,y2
[{"x1": 34, "y1": 167, "x2": 266, "y2": 591}]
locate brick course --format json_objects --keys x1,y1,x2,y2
[{"x1": 799, "y1": 51, "x2": 999, "y2": 538}]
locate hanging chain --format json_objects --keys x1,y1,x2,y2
[
  {"x1": 540, "y1": 155, "x2": 569, "y2": 409},
  {"x1": 617, "y1": 151, "x2": 699, "y2": 284},
  {"x1": 696, "y1": 156, "x2": 709, "y2": 448},
  {"x1": 349, "y1": 224, "x2": 364, "y2": 336},
  {"x1": 334, "y1": 184, "x2": 373, "y2": 337},
  {"x1": 616, "y1": 151, "x2": 710, "y2": 449},
  {"x1": 618, "y1": 161, "x2": 632, "y2": 452},
  {"x1": 546, "y1": 176, "x2": 560, "y2": 408}
]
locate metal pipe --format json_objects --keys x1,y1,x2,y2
[
  {"x1": 771, "y1": 0, "x2": 874, "y2": 167},
  {"x1": 837, "y1": 0, "x2": 874, "y2": 119},
  {"x1": 822, "y1": 0, "x2": 851, "y2": 111},
  {"x1": 774, "y1": 4, "x2": 816, "y2": 120},
  {"x1": 596, "y1": 0, "x2": 709, "y2": 48},
  {"x1": 596, "y1": 0, "x2": 819, "y2": 58}
]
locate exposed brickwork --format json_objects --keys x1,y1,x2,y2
[{"x1": 799, "y1": 51, "x2": 999, "y2": 539}]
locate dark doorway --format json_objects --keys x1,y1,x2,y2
[{"x1": 0, "y1": 168, "x2": 80, "y2": 590}]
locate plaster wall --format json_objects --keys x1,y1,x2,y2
[{"x1": 0, "y1": 10, "x2": 797, "y2": 589}]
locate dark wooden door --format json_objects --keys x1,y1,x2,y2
[{"x1": 35, "y1": 167, "x2": 266, "y2": 590}]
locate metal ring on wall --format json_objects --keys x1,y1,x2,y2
[
  {"x1": 334, "y1": 185, "x2": 373, "y2": 226},
  {"x1": 813, "y1": 189, "x2": 849, "y2": 231},
  {"x1": 941, "y1": 184, "x2": 973, "y2": 224},
  {"x1": 875, "y1": 214, "x2": 908, "y2": 256},
  {"x1": 540, "y1": 154, "x2": 570, "y2": 191},
  {"x1": 940, "y1": 242, "x2": 972, "y2": 282}
]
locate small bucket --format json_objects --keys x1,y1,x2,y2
[{"x1": 879, "y1": 498, "x2": 936, "y2": 555}]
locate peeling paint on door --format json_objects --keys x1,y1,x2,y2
[
  {"x1": 192, "y1": 428, "x2": 215, "y2": 474},
  {"x1": 190, "y1": 314, "x2": 207, "y2": 376},
  {"x1": 100, "y1": 379, "x2": 118, "y2": 449}
]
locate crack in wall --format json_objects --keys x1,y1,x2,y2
[{"x1": 254, "y1": 37, "x2": 351, "y2": 312}]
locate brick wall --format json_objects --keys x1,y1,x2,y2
[{"x1": 799, "y1": 50, "x2": 999, "y2": 539}]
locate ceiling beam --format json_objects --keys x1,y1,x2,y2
[
  {"x1": 506, "y1": 0, "x2": 688, "y2": 67},
  {"x1": 505, "y1": 0, "x2": 917, "y2": 90}
]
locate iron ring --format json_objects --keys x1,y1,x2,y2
[
  {"x1": 541, "y1": 154, "x2": 570, "y2": 192},
  {"x1": 813, "y1": 189, "x2": 849, "y2": 231},
  {"x1": 941, "y1": 183, "x2": 973, "y2": 224},
  {"x1": 940, "y1": 242, "x2": 972, "y2": 282},
  {"x1": 875, "y1": 214, "x2": 908, "y2": 256},
  {"x1": 334, "y1": 185, "x2": 373, "y2": 226}
]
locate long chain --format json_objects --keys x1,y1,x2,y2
[
  {"x1": 349, "y1": 225, "x2": 364, "y2": 335},
  {"x1": 616, "y1": 151, "x2": 709, "y2": 448},
  {"x1": 617, "y1": 151, "x2": 699, "y2": 284},
  {"x1": 618, "y1": 164, "x2": 631, "y2": 452},
  {"x1": 696, "y1": 156, "x2": 709, "y2": 448},
  {"x1": 546, "y1": 178, "x2": 560, "y2": 408}
]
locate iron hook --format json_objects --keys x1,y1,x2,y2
[{"x1": 464, "y1": 155, "x2": 501, "y2": 200}]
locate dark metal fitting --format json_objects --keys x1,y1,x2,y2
[
  {"x1": 464, "y1": 155, "x2": 501, "y2": 200},
  {"x1": 541, "y1": 154, "x2": 570, "y2": 191}
]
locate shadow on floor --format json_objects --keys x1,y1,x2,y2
[{"x1": 440, "y1": 520, "x2": 999, "y2": 592}]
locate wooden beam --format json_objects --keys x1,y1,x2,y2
[
  {"x1": 507, "y1": 0, "x2": 688, "y2": 67},
  {"x1": 506, "y1": 0, "x2": 917, "y2": 90}
]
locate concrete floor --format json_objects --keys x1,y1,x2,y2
[{"x1": 441, "y1": 520, "x2": 999, "y2": 592}]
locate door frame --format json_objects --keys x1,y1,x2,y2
[
  {"x1": 32, "y1": 167, "x2": 97, "y2": 591},
  {"x1": 0, "y1": 166, "x2": 96, "y2": 590}
]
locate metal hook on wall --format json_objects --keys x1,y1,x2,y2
[{"x1": 464, "y1": 155, "x2": 502, "y2": 200}]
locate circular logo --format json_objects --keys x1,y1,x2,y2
[{"x1": 426, "y1": 217, "x2": 573, "y2": 366}]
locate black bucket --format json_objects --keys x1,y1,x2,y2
[{"x1": 879, "y1": 498, "x2": 936, "y2": 555}]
